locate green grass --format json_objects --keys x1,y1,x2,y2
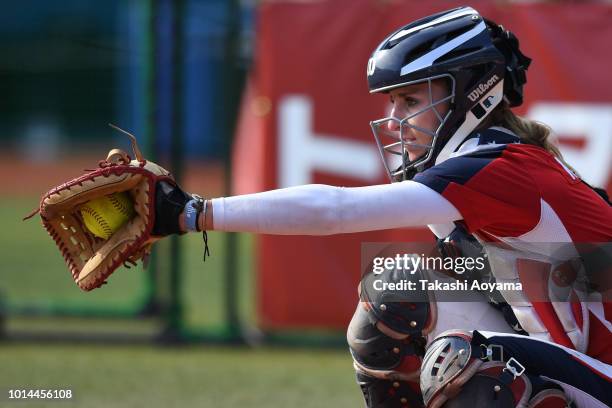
[
  {"x1": 0, "y1": 197, "x2": 359, "y2": 407},
  {"x1": 0, "y1": 343, "x2": 362, "y2": 407},
  {"x1": 0, "y1": 197, "x2": 256, "y2": 331}
]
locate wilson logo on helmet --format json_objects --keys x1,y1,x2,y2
[{"x1": 467, "y1": 74, "x2": 500, "y2": 102}]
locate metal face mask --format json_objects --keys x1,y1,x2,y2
[
  {"x1": 370, "y1": 75, "x2": 455, "y2": 182},
  {"x1": 366, "y1": 7, "x2": 529, "y2": 182}
]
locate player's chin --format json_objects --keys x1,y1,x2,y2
[{"x1": 406, "y1": 148, "x2": 428, "y2": 162}]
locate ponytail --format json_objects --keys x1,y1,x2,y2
[{"x1": 481, "y1": 103, "x2": 579, "y2": 175}]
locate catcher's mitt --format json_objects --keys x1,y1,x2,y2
[{"x1": 25, "y1": 125, "x2": 207, "y2": 291}]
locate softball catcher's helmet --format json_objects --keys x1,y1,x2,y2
[{"x1": 367, "y1": 6, "x2": 531, "y2": 181}]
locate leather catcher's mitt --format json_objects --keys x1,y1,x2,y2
[{"x1": 25, "y1": 125, "x2": 198, "y2": 291}]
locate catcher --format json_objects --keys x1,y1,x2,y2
[{"x1": 30, "y1": 6, "x2": 611, "y2": 408}]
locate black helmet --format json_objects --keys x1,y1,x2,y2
[{"x1": 367, "y1": 6, "x2": 531, "y2": 181}]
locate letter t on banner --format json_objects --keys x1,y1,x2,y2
[{"x1": 278, "y1": 96, "x2": 382, "y2": 187}]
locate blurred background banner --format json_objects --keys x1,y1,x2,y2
[{"x1": 233, "y1": 0, "x2": 612, "y2": 330}]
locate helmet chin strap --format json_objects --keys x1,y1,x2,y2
[{"x1": 435, "y1": 80, "x2": 504, "y2": 165}]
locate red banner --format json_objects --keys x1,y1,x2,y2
[{"x1": 233, "y1": 0, "x2": 612, "y2": 330}]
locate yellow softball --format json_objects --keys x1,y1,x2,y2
[{"x1": 80, "y1": 192, "x2": 135, "y2": 240}]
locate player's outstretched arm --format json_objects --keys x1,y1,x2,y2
[{"x1": 177, "y1": 182, "x2": 462, "y2": 236}]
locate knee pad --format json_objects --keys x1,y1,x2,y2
[
  {"x1": 347, "y1": 305, "x2": 425, "y2": 379},
  {"x1": 347, "y1": 304, "x2": 426, "y2": 407},
  {"x1": 420, "y1": 331, "x2": 574, "y2": 408},
  {"x1": 350, "y1": 260, "x2": 439, "y2": 406},
  {"x1": 359, "y1": 263, "x2": 435, "y2": 336},
  {"x1": 424, "y1": 369, "x2": 572, "y2": 408}
]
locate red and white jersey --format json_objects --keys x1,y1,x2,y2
[{"x1": 413, "y1": 127, "x2": 612, "y2": 363}]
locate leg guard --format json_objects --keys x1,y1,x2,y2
[
  {"x1": 434, "y1": 374, "x2": 573, "y2": 408},
  {"x1": 359, "y1": 263, "x2": 435, "y2": 337},
  {"x1": 356, "y1": 371, "x2": 424, "y2": 408},
  {"x1": 350, "y1": 260, "x2": 513, "y2": 407},
  {"x1": 347, "y1": 304, "x2": 426, "y2": 407},
  {"x1": 348, "y1": 304, "x2": 426, "y2": 380},
  {"x1": 419, "y1": 330, "x2": 602, "y2": 408}
]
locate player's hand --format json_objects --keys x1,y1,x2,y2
[{"x1": 152, "y1": 180, "x2": 194, "y2": 236}]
